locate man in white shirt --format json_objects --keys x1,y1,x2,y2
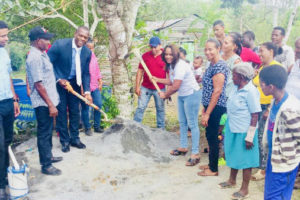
[
  {"x1": 0, "y1": 20, "x2": 20, "y2": 200},
  {"x1": 271, "y1": 26, "x2": 295, "y2": 73}
]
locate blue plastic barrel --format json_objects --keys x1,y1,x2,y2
[{"x1": 13, "y1": 80, "x2": 36, "y2": 122}]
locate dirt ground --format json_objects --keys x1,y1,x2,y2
[
  {"x1": 9, "y1": 93, "x2": 300, "y2": 200},
  {"x1": 14, "y1": 125, "x2": 266, "y2": 200}
]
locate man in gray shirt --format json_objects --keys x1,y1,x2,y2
[{"x1": 26, "y1": 26, "x2": 62, "y2": 176}]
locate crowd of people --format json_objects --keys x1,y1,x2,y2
[
  {"x1": 0, "y1": 21, "x2": 105, "y2": 200},
  {"x1": 134, "y1": 20, "x2": 300, "y2": 200},
  {"x1": 1, "y1": 17, "x2": 300, "y2": 200}
]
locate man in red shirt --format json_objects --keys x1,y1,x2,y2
[{"x1": 134, "y1": 36, "x2": 166, "y2": 128}]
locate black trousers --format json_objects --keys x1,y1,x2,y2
[
  {"x1": 56, "y1": 79, "x2": 81, "y2": 145},
  {"x1": 34, "y1": 106, "x2": 53, "y2": 169},
  {"x1": 205, "y1": 105, "x2": 226, "y2": 172},
  {"x1": 0, "y1": 98, "x2": 14, "y2": 189}
]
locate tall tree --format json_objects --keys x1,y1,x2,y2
[
  {"x1": 1, "y1": 0, "x2": 102, "y2": 37},
  {"x1": 283, "y1": 0, "x2": 299, "y2": 44},
  {"x1": 98, "y1": 0, "x2": 141, "y2": 118}
]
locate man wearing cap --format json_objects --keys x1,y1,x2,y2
[
  {"x1": 26, "y1": 26, "x2": 62, "y2": 175},
  {"x1": 0, "y1": 20, "x2": 20, "y2": 200},
  {"x1": 134, "y1": 36, "x2": 166, "y2": 128},
  {"x1": 48, "y1": 26, "x2": 91, "y2": 153}
]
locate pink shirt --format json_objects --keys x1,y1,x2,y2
[{"x1": 89, "y1": 52, "x2": 102, "y2": 92}]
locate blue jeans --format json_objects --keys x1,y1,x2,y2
[
  {"x1": 177, "y1": 90, "x2": 201, "y2": 154},
  {"x1": 134, "y1": 86, "x2": 165, "y2": 128},
  {"x1": 81, "y1": 88, "x2": 102, "y2": 129}
]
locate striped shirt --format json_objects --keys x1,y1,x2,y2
[{"x1": 263, "y1": 94, "x2": 300, "y2": 172}]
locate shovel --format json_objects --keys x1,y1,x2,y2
[{"x1": 64, "y1": 82, "x2": 121, "y2": 123}]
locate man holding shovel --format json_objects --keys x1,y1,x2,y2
[
  {"x1": 26, "y1": 26, "x2": 62, "y2": 176},
  {"x1": 134, "y1": 36, "x2": 166, "y2": 129},
  {"x1": 48, "y1": 27, "x2": 92, "y2": 153}
]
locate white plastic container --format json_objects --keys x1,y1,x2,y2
[{"x1": 7, "y1": 146, "x2": 29, "y2": 200}]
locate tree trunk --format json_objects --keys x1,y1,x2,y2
[
  {"x1": 82, "y1": 0, "x2": 89, "y2": 27},
  {"x1": 97, "y1": 0, "x2": 141, "y2": 119},
  {"x1": 239, "y1": 14, "x2": 243, "y2": 33},
  {"x1": 273, "y1": 7, "x2": 278, "y2": 27},
  {"x1": 272, "y1": 0, "x2": 279, "y2": 27},
  {"x1": 283, "y1": 0, "x2": 299, "y2": 44}
]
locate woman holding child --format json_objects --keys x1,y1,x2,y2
[{"x1": 153, "y1": 44, "x2": 202, "y2": 166}]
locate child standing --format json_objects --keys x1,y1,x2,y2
[{"x1": 259, "y1": 65, "x2": 300, "y2": 200}]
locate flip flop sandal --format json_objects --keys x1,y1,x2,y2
[
  {"x1": 170, "y1": 149, "x2": 188, "y2": 156},
  {"x1": 218, "y1": 182, "x2": 236, "y2": 189},
  {"x1": 231, "y1": 192, "x2": 249, "y2": 200},
  {"x1": 185, "y1": 158, "x2": 200, "y2": 166},
  {"x1": 197, "y1": 169, "x2": 219, "y2": 176}
]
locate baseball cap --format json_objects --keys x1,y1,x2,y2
[
  {"x1": 149, "y1": 36, "x2": 161, "y2": 47},
  {"x1": 28, "y1": 26, "x2": 55, "y2": 41}
]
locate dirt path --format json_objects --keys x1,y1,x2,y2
[{"x1": 12, "y1": 121, "x2": 272, "y2": 200}]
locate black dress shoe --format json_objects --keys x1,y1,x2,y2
[
  {"x1": 0, "y1": 189, "x2": 7, "y2": 200},
  {"x1": 94, "y1": 127, "x2": 104, "y2": 133},
  {"x1": 85, "y1": 128, "x2": 93, "y2": 136},
  {"x1": 51, "y1": 156, "x2": 63, "y2": 163},
  {"x1": 70, "y1": 141, "x2": 86, "y2": 149},
  {"x1": 61, "y1": 143, "x2": 70, "y2": 153},
  {"x1": 41, "y1": 166, "x2": 61, "y2": 176}
]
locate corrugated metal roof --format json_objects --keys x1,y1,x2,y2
[{"x1": 145, "y1": 14, "x2": 204, "y2": 32}]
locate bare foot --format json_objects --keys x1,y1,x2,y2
[
  {"x1": 199, "y1": 164, "x2": 209, "y2": 170},
  {"x1": 177, "y1": 147, "x2": 188, "y2": 152},
  {"x1": 191, "y1": 154, "x2": 200, "y2": 159},
  {"x1": 237, "y1": 189, "x2": 249, "y2": 197},
  {"x1": 197, "y1": 168, "x2": 218, "y2": 176}
]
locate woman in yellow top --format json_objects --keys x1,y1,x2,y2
[{"x1": 251, "y1": 42, "x2": 283, "y2": 181}]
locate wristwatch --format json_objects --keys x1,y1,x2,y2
[{"x1": 13, "y1": 98, "x2": 19, "y2": 103}]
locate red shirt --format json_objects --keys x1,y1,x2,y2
[
  {"x1": 240, "y1": 47, "x2": 261, "y2": 65},
  {"x1": 138, "y1": 50, "x2": 166, "y2": 90}
]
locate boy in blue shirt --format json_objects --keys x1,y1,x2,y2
[{"x1": 259, "y1": 65, "x2": 300, "y2": 200}]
